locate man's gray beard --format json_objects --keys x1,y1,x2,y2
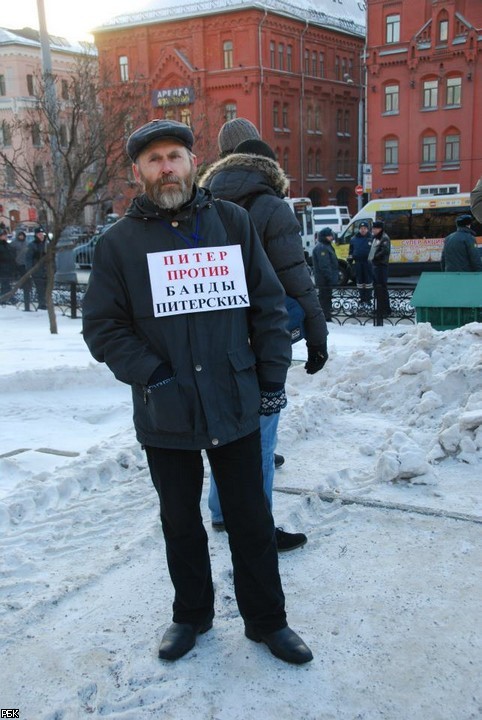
[{"x1": 144, "y1": 169, "x2": 195, "y2": 210}]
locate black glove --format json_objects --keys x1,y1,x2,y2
[
  {"x1": 259, "y1": 382, "x2": 287, "y2": 416},
  {"x1": 347, "y1": 256, "x2": 354, "y2": 265},
  {"x1": 304, "y1": 343, "x2": 328, "y2": 375}
]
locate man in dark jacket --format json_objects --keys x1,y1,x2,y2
[
  {"x1": 312, "y1": 227, "x2": 339, "y2": 321},
  {"x1": 369, "y1": 220, "x2": 391, "y2": 317},
  {"x1": 25, "y1": 227, "x2": 48, "y2": 309},
  {"x1": 0, "y1": 226, "x2": 15, "y2": 299},
  {"x1": 82, "y1": 119, "x2": 313, "y2": 665},
  {"x1": 348, "y1": 221, "x2": 374, "y2": 307},
  {"x1": 11, "y1": 230, "x2": 32, "y2": 310},
  {"x1": 199, "y1": 135, "x2": 328, "y2": 552},
  {"x1": 441, "y1": 214, "x2": 482, "y2": 272}
]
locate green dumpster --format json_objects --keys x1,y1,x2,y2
[{"x1": 410, "y1": 272, "x2": 482, "y2": 330}]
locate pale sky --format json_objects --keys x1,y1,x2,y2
[{"x1": 0, "y1": 0, "x2": 151, "y2": 41}]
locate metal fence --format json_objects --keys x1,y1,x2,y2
[{"x1": 2, "y1": 280, "x2": 416, "y2": 326}]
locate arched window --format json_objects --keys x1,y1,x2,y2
[
  {"x1": 273, "y1": 102, "x2": 280, "y2": 129},
  {"x1": 422, "y1": 78, "x2": 438, "y2": 109},
  {"x1": 438, "y1": 10, "x2": 449, "y2": 43},
  {"x1": 446, "y1": 76, "x2": 461, "y2": 107},
  {"x1": 383, "y1": 137, "x2": 399, "y2": 168},
  {"x1": 384, "y1": 83, "x2": 399, "y2": 114},
  {"x1": 421, "y1": 133, "x2": 437, "y2": 165},
  {"x1": 444, "y1": 129, "x2": 460, "y2": 164}
]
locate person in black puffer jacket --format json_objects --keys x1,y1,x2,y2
[
  {"x1": 200, "y1": 134, "x2": 328, "y2": 553},
  {"x1": 312, "y1": 226, "x2": 339, "y2": 322}
]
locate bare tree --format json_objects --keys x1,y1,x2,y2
[{"x1": 0, "y1": 52, "x2": 147, "y2": 332}]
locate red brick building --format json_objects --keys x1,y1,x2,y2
[
  {"x1": 93, "y1": 1, "x2": 365, "y2": 214},
  {"x1": 366, "y1": 0, "x2": 482, "y2": 199}
]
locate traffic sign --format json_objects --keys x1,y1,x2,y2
[{"x1": 355, "y1": 185, "x2": 364, "y2": 196}]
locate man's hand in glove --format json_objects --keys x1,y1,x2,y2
[{"x1": 304, "y1": 343, "x2": 328, "y2": 375}]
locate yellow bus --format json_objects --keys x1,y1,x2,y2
[{"x1": 335, "y1": 194, "x2": 482, "y2": 284}]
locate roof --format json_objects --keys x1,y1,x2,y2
[
  {"x1": 0, "y1": 26, "x2": 95, "y2": 55},
  {"x1": 94, "y1": 0, "x2": 366, "y2": 38}
]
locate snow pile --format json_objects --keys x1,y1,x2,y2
[{"x1": 284, "y1": 322, "x2": 482, "y2": 484}]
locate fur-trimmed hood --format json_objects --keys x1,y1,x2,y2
[{"x1": 198, "y1": 152, "x2": 290, "y2": 203}]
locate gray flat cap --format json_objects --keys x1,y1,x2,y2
[{"x1": 126, "y1": 119, "x2": 194, "y2": 161}]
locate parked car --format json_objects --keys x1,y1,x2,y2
[{"x1": 73, "y1": 234, "x2": 101, "y2": 268}]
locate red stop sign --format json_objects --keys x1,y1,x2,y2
[{"x1": 355, "y1": 185, "x2": 364, "y2": 196}]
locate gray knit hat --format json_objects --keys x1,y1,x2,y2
[{"x1": 218, "y1": 118, "x2": 260, "y2": 156}]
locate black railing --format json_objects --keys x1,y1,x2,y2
[
  {"x1": 2, "y1": 278, "x2": 417, "y2": 325},
  {"x1": 330, "y1": 284, "x2": 416, "y2": 326}
]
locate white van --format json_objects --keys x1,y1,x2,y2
[{"x1": 312, "y1": 206, "x2": 351, "y2": 236}]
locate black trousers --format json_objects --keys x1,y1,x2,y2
[
  {"x1": 145, "y1": 429, "x2": 287, "y2": 634},
  {"x1": 317, "y1": 286, "x2": 333, "y2": 321}
]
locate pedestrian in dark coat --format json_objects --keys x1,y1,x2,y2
[
  {"x1": 0, "y1": 226, "x2": 16, "y2": 298},
  {"x1": 441, "y1": 214, "x2": 482, "y2": 272},
  {"x1": 10, "y1": 230, "x2": 32, "y2": 309},
  {"x1": 348, "y1": 221, "x2": 374, "y2": 306},
  {"x1": 199, "y1": 135, "x2": 328, "y2": 553},
  {"x1": 312, "y1": 227, "x2": 339, "y2": 321},
  {"x1": 82, "y1": 119, "x2": 313, "y2": 665},
  {"x1": 25, "y1": 227, "x2": 48, "y2": 308},
  {"x1": 369, "y1": 220, "x2": 391, "y2": 317}
]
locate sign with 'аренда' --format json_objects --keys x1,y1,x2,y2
[{"x1": 147, "y1": 245, "x2": 250, "y2": 317}]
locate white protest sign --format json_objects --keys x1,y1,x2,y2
[{"x1": 147, "y1": 245, "x2": 250, "y2": 317}]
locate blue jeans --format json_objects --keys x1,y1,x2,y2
[{"x1": 209, "y1": 412, "x2": 280, "y2": 523}]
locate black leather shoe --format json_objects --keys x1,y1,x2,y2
[
  {"x1": 274, "y1": 453, "x2": 285, "y2": 469},
  {"x1": 245, "y1": 625, "x2": 313, "y2": 664},
  {"x1": 275, "y1": 527, "x2": 307, "y2": 552},
  {"x1": 158, "y1": 618, "x2": 213, "y2": 661}
]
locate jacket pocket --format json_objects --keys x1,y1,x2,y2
[
  {"x1": 135, "y1": 379, "x2": 192, "y2": 434},
  {"x1": 228, "y1": 345, "x2": 260, "y2": 421}
]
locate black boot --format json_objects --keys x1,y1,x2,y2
[
  {"x1": 245, "y1": 624, "x2": 313, "y2": 664},
  {"x1": 274, "y1": 453, "x2": 285, "y2": 469},
  {"x1": 158, "y1": 618, "x2": 213, "y2": 661},
  {"x1": 275, "y1": 527, "x2": 307, "y2": 552}
]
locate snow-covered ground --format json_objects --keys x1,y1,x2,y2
[{"x1": 0, "y1": 306, "x2": 481, "y2": 720}]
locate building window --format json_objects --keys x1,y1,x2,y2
[
  {"x1": 61, "y1": 79, "x2": 69, "y2": 100},
  {"x1": 335, "y1": 56, "x2": 340, "y2": 80},
  {"x1": 119, "y1": 56, "x2": 129, "y2": 82},
  {"x1": 422, "y1": 135, "x2": 437, "y2": 165},
  {"x1": 307, "y1": 106, "x2": 313, "y2": 132},
  {"x1": 384, "y1": 84, "x2": 399, "y2": 113},
  {"x1": 0, "y1": 74, "x2": 6, "y2": 95},
  {"x1": 180, "y1": 108, "x2": 191, "y2": 126},
  {"x1": 422, "y1": 80, "x2": 438, "y2": 109},
  {"x1": 31, "y1": 123, "x2": 41, "y2": 147},
  {"x1": 311, "y1": 52, "x2": 317, "y2": 76},
  {"x1": 1, "y1": 120, "x2": 12, "y2": 146},
  {"x1": 6, "y1": 165, "x2": 16, "y2": 188},
  {"x1": 224, "y1": 103, "x2": 236, "y2": 121},
  {"x1": 307, "y1": 149, "x2": 314, "y2": 175},
  {"x1": 446, "y1": 77, "x2": 461, "y2": 107},
  {"x1": 315, "y1": 106, "x2": 321, "y2": 132},
  {"x1": 386, "y1": 14, "x2": 400, "y2": 44},
  {"x1": 439, "y1": 19, "x2": 448, "y2": 43},
  {"x1": 223, "y1": 41, "x2": 234, "y2": 69},
  {"x1": 273, "y1": 102, "x2": 280, "y2": 128},
  {"x1": 445, "y1": 133, "x2": 460, "y2": 164},
  {"x1": 59, "y1": 124, "x2": 68, "y2": 147},
  {"x1": 27, "y1": 74, "x2": 35, "y2": 95},
  {"x1": 319, "y1": 52, "x2": 324, "y2": 78},
  {"x1": 287, "y1": 45, "x2": 292, "y2": 72},
  {"x1": 342, "y1": 58, "x2": 347, "y2": 80},
  {"x1": 315, "y1": 150, "x2": 321, "y2": 175},
  {"x1": 344, "y1": 110, "x2": 350, "y2": 135},
  {"x1": 384, "y1": 138, "x2": 399, "y2": 168},
  {"x1": 336, "y1": 109, "x2": 343, "y2": 134},
  {"x1": 270, "y1": 42, "x2": 275, "y2": 68},
  {"x1": 336, "y1": 150, "x2": 343, "y2": 176},
  {"x1": 282, "y1": 104, "x2": 289, "y2": 129},
  {"x1": 283, "y1": 149, "x2": 289, "y2": 174},
  {"x1": 304, "y1": 50, "x2": 309, "y2": 74},
  {"x1": 34, "y1": 164, "x2": 45, "y2": 188},
  {"x1": 278, "y1": 44, "x2": 284, "y2": 71}
]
